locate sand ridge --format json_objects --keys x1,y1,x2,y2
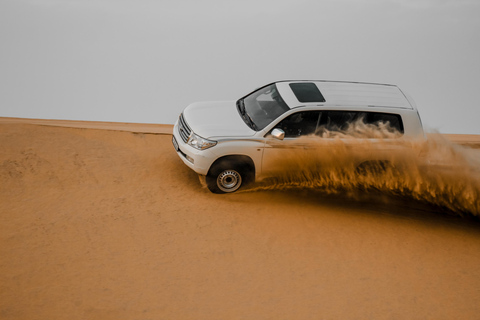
[
  {"x1": 1, "y1": 118, "x2": 480, "y2": 319},
  {"x1": 0, "y1": 117, "x2": 173, "y2": 134}
]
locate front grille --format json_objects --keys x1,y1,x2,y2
[{"x1": 178, "y1": 113, "x2": 191, "y2": 143}]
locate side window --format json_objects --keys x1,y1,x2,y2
[
  {"x1": 274, "y1": 111, "x2": 321, "y2": 138},
  {"x1": 317, "y1": 111, "x2": 359, "y2": 134},
  {"x1": 364, "y1": 112, "x2": 404, "y2": 134}
]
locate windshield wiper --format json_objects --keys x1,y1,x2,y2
[
  {"x1": 237, "y1": 99, "x2": 245, "y2": 115},
  {"x1": 245, "y1": 112, "x2": 258, "y2": 131},
  {"x1": 237, "y1": 99, "x2": 257, "y2": 130}
]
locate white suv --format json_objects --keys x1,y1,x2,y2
[{"x1": 172, "y1": 80, "x2": 425, "y2": 193}]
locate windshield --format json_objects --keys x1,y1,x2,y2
[{"x1": 238, "y1": 84, "x2": 290, "y2": 131}]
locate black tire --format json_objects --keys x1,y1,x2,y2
[{"x1": 206, "y1": 160, "x2": 252, "y2": 194}]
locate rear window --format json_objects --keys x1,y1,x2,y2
[
  {"x1": 364, "y1": 112, "x2": 404, "y2": 133},
  {"x1": 318, "y1": 111, "x2": 404, "y2": 136},
  {"x1": 289, "y1": 83, "x2": 326, "y2": 103}
]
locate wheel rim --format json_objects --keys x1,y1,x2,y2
[{"x1": 217, "y1": 169, "x2": 242, "y2": 193}]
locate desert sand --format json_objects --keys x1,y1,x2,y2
[{"x1": 1, "y1": 117, "x2": 480, "y2": 319}]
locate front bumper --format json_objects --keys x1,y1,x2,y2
[{"x1": 172, "y1": 120, "x2": 215, "y2": 176}]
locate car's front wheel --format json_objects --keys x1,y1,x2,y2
[{"x1": 206, "y1": 160, "x2": 251, "y2": 194}]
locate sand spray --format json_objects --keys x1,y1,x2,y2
[{"x1": 247, "y1": 122, "x2": 480, "y2": 216}]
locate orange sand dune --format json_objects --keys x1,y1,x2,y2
[{"x1": 1, "y1": 118, "x2": 480, "y2": 319}]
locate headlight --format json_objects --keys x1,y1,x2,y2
[{"x1": 187, "y1": 132, "x2": 217, "y2": 150}]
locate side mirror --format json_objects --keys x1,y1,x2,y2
[{"x1": 271, "y1": 128, "x2": 285, "y2": 140}]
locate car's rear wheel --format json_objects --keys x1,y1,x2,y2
[{"x1": 206, "y1": 160, "x2": 251, "y2": 194}]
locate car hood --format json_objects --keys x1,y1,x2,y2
[{"x1": 183, "y1": 101, "x2": 255, "y2": 139}]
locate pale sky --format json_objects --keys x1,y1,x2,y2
[{"x1": 1, "y1": 0, "x2": 479, "y2": 134}]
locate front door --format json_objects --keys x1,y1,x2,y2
[{"x1": 262, "y1": 111, "x2": 321, "y2": 177}]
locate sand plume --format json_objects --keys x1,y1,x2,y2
[{"x1": 252, "y1": 121, "x2": 480, "y2": 216}]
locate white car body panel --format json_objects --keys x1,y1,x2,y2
[
  {"x1": 183, "y1": 101, "x2": 255, "y2": 139},
  {"x1": 316, "y1": 81, "x2": 412, "y2": 109},
  {"x1": 277, "y1": 80, "x2": 413, "y2": 109}
]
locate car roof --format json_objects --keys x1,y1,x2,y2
[{"x1": 274, "y1": 80, "x2": 413, "y2": 110}]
